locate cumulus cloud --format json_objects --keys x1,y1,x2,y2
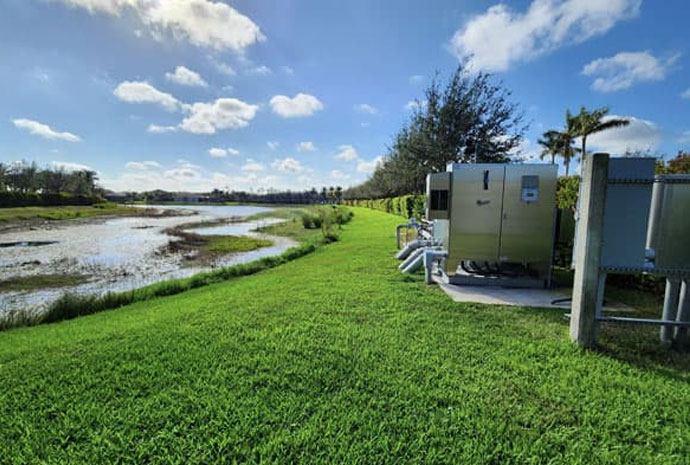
[
  {"x1": 267, "y1": 141, "x2": 279, "y2": 150},
  {"x1": 125, "y1": 160, "x2": 161, "y2": 170},
  {"x1": 354, "y1": 103, "x2": 377, "y2": 115},
  {"x1": 270, "y1": 93, "x2": 323, "y2": 118},
  {"x1": 147, "y1": 124, "x2": 178, "y2": 133},
  {"x1": 587, "y1": 115, "x2": 661, "y2": 154},
  {"x1": 582, "y1": 51, "x2": 679, "y2": 92},
  {"x1": 681, "y1": 88, "x2": 690, "y2": 100},
  {"x1": 114, "y1": 81, "x2": 181, "y2": 111},
  {"x1": 227, "y1": 148, "x2": 240, "y2": 156},
  {"x1": 241, "y1": 159, "x2": 265, "y2": 172},
  {"x1": 334, "y1": 145, "x2": 358, "y2": 161},
  {"x1": 13, "y1": 118, "x2": 81, "y2": 142},
  {"x1": 51, "y1": 161, "x2": 91, "y2": 171},
  {"x1": 165, "y1": 65, "x2": 208, "y2": 87},
  {"x1": 246, "y1": 65, "x2": 271, "y2": 76},
  {"x1": 449, "y1": 0, "x2": 641, "y2": 72},
  {"x1": 330, "y1": 170, "x2": 350, "y2": 180},
  {"x1": 296, "y1": 141, "x2": 316, "y2": 152},
  {"x1": 271, "y1": 157, "x2": 304, "y2": 173},
  {"x1": 54, "y1": 0, "x2": 265, "y2": 52},
  {"x1": 180, "y1": 98, "x2": 259, "y2": 134},
  {"x1": 208, "y1": 148, "x2": 227, "y2": 158},
  {"x1": 357, "y1": 156, "x2": 383, "y2": 174}
]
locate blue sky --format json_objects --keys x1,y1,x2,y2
[{"x1": 1, "y1": 0, "x2": 688, "y2": 192}]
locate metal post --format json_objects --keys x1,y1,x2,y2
[
  {"x1": 570, "y1": 153, "x2": 609, "y2": 348},
  {"x1": 660, "y1": 278, "x2": 681, "y2": 345},
  {"x1": 674, "y1": 279, "x2": 690, "y2": 346}
]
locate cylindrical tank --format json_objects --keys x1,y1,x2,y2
[{"x1": 646, "y1": 175, "x2": 690, "y2": 271}]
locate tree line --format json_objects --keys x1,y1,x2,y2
[
  {"x1": 343, "y1": 63, "x2": 646, "y2": 200},
  {"x1": 0, "y1": 161, "x2": 100, "y2": 197},
  {"x1": 344, "y1": 64, "x2": 527, "y2": 199}
]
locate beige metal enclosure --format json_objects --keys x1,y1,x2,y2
[{"x1": 427, "y1": 163, "x2": 557, "y2": 280}]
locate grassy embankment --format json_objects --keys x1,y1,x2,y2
[
  {"x1": 0, "y1": 208, "x2": 688, "y2": 463},
  {"x1": 0, "y1": 203, "x2": 166, "y2": 223}
]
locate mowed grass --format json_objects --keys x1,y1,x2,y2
[{"x1": 0, "y1": 208, "x2": 688, "y2": 464}]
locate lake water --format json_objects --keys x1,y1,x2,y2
[{"x1": 0, "y1": 205, "x2": 297, "y2": 317}]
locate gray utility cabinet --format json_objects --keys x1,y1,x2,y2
[{"x1": 427, "y1": 163, "x2": 557, "y2": 276}]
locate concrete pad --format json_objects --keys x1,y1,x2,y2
[{"x1": 436, "y1": 279, "x2": 632, "y2": 312}]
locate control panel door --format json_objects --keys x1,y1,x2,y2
[{"x1": 446, "y1": 164, "x2": 505, "y2": 273}]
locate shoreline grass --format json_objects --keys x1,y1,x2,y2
[
  {"x1": 0, "y1": 273, "x2": 90, "y2": 292},
  {"x1": 0, "y1": 203, "x2": 181, "y2": 224},
  {"x1": 0, "y1": 208, "x2": 687, "y2": 463}
]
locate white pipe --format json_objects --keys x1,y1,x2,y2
[
  {"x1": 402, "y1": 250, "x2": 426, "y2": 273},
  {"x1": 396, "y1": 240, "x2": 435, "y2": 260},
  {"x1": 661, "y1": 278, "x2": 681, "y2": 345},
  {"x1": 398, "y1": 247, "x2": 426, "y2": 271},
  {"x1": 424, "y1": 249, "x2": 448, "y2": 284}
]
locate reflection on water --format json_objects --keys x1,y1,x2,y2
[{"x1": 0, "y1": 205, "x2": 296, "y2": 317}]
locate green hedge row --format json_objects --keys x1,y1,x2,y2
[
  {"x1": 344, "y1": 194, "x2": 426, "y2": 219},
  {"x1": 0, "y1": 192, "x2": 104, "y2": 208}
]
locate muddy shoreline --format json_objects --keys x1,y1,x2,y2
[{"x1": 0, "y1": 205, "x2": 296, "y2": 318}]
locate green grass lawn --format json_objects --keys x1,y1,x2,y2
[{"x1": 0, "y1": 208, "x2": 688, "y2": 463}]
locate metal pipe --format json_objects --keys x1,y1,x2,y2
[
  {"x1": 597, "y1": 316, "x2": 690, "y2": 327},
  {"x1": 660, "y1": 278, "x2": 681, "y2": 345},
  {"x1": 396, "y1": 221, "x2": 419, "y2": 249},
  {"x1": 398, "y1": 247, "x2": 425, "y2": 271},
  {"x1": 395, "y1": 240, "x2": 435, "y2": 260},
  {"x1": 424, "y1": 249, "x2": 447, "y2": 284},
  {"x1": 674, "y1": 279, "x2": 690, "y2": 345}
]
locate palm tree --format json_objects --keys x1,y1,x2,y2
[
  {"x1": 568, "y1": 106, "x2": 629, "y2": 157},
  {"x1": 537, "y1": 131, "x2": 560, "y2": 164},
  {"x1": 538, "y1": 129, "x2": 579, "y2": 175}
]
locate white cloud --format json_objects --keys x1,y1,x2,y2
[
  {"x1": 270, "y1": 93, "x2": 323, "y2": 118},
  {"x1": 227, "y1": 148, "x2": 240, "y2": 156},
  {"x1": 678, "y1": 130, "x2": 690, "y2": 145},
  {"x1": 56, "y1": 0, "x2": 265, "y2": 53},
  {"x1": 102, "y1": 160, "x2": 307, "y2": 192},
  {"x1": 330, "y1": 170, "x2": 350, "y2": 180},
  {"x1": 147, "y1": 124, "x2": 178, "y2": 133},
  {"x1": 449, "y1": 0, "x2": 641, "y2": 72},
  {"x1": 165, "y1": 65, "x2": 208, "y2": 87},
  {"x1": 51, "y1": 161, "x2": 92, "y2": 172},
  {"x1": 280, "y1": 66, "x2": 294, "y2": 75},
  {"x1": 405, "y1": 100, "x2": 427, "y2": 111},
  {"x1": 271, "y1": 157, "x2": 304, "y2": 173},
  {"x1": 114, "y1": 81, "x2": 180, "y2": 111},
  {"x1": 582, "y1": 51, "x2": 679, "y2": 92},
  {"x1": 13, "y1": 118, "x2": 81, "y2": 142},
  {"x1": 267, "y1": 141, "x2": 279, "y2": 150},
  {"x1": 409, "y1": 75, "x2": 425, "y2": 85},
  {"x1": 681, "y1": 88, "x2": 690, "y2": 100},
  {"x1": 210, "y1": 58, "x2": 236, "y2": 76},
  {"x1": 296, "y1": 141, "x2": 317, "y2": 152},
  {"x1": 354, "y1": 103, "x2": 377, "y2": 115},
  {"x1": 357, "y1": 156, "x2": 383, "y2": 174},
  {"x1": 246, "y1": 65, "x2": 271, "y2": 76},
  {"x1": 241, "y1": 159, "x2": 265, "y2": 172},
  {"x1": 208, "y1": 147, "x2": 227, "y2": 158},
  {"x1": 180, "y1": 98, "x2": 259, "y2": 134},
  {"x1": 334, "y1": 144, "x2": 358, "y2": 161},
  {"x1": 587, "y1": 115, "x2": 661, "y2": 154},
  {"x1": 125, "y1": 161, "x2": 161, "y2": 170}
]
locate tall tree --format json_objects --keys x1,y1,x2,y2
[
  {"x1": 568, "y1": 106, "x2": 629, "y2": 156},
  {"x1": 538, "y1": 129, "x2": 579, "y2": 175}
]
